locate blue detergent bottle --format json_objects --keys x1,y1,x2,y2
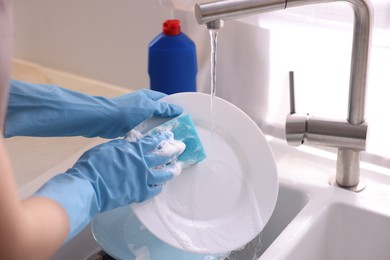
[{"x1": 148, "y1": 19, "x2": 197, "y2": 94}]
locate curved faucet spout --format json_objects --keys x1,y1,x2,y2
[
  {"x1": 288, "y1": 0, "x2": 372, "y2": 125},
  {"x1": 195, "y1": 0, "x2": 373, "y2": 190},
  {"x1": 195, "y1": 0, "x2": 288, "y2": 25},
  {"x1": 196, "y1": 0, "x2": 372, "y2": 124}
]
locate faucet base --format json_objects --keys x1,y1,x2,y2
[{"x1": 329, "y1": 177, "x2": 366, "y2": 192}]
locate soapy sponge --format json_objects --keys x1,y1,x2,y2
[{"x1": 149, "y1": 114, "x2": 206, "y2": 168}]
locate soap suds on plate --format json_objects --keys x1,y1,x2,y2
[{"x1": 125, "y1": 128, "x2": 186, "y2": 177}]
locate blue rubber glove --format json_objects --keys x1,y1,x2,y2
[
  {"x1": 34, "y1": 131, "x2": 184, "y2": 242},
  {"x1": 5, "y1": 79, "x2": 182, "y2": 138}
]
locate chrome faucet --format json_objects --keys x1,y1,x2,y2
[{"x1": 195, "y1": 0, "x2": 372, "y2": 191}]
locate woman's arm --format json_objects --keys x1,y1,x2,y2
[
  {"x1": 0, "y1": 130, "x2": 183, "y2": 259},
  {"x1": 0, "y1": 138, "x2": 69, "y2": 260},
  {"x1": 5, "y1": 80, "x2": 182, "y2": 138}
]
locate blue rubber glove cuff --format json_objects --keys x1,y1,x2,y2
[{"x1": 34, "y1": 174, "x2": 97, "y2": 243}]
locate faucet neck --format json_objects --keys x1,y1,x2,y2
[
  {"x1": 286, "y1": 0, "x2": 372, "y2": 125},
  {"x1": 196, "y1": 0, "x2": 372, "y2": 125}
]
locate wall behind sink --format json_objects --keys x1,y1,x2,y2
[
  {"x1": 12, "y1": 0, "x2": 171, "y2": 89},
  {"x1": 12, "y1": 1, "x2": 269, "y2": 125}
]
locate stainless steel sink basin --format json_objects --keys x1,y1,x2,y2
[
  {"x1": 228, "y1": 184, "x2": 309, "y2": 259},
  {"x1": 258, "y1": 184, "x2": 309, "y2": 256}
]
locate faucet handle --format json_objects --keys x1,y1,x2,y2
[
  {"x1": 286, "y1": 71, "x2": 307, "y2": 146},
  {"x1": 285, "y1": 71, "x2": 367, "y2": 150},
  {"x1": 289, "y1": 71, "x2": 296, "y2": 114}
]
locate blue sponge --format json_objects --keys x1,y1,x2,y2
[{"x1": 149, "y1": 114, "x2": 206, "y2": 168}]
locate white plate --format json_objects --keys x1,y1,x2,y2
[
  {"x1": 131, "y1": 92, "x2": 278, "y2": 254},
  {"x1": 92, "y1": 206, "x2": 215, "y2": 259}
]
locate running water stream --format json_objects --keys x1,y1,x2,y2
[
  {"x1": 209, "y1": 28, "x2": 219, "y2": 163},
  {"x1": 207, "y1": 27, "x2": 264, "y2": 260}
]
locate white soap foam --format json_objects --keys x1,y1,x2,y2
[
  {"x1": 168, "y1": 161, "x2": 184, "y2": 177},
  {"x1": 125, "y1": 129, "x2": 143, "y2": 142},
  {"x1": 125, "y1": 129, "x2": 186, "y2": 177},
  {"x1": 153, "y1": 136, "x2": 186, "y2": 157},
  {"x1": 128, "y1": 244, "x2": 151, "y2": 260},
  {"x1": 151, "y1": 161, "x2": 184, "y2": 177}
]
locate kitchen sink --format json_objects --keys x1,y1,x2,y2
[{"x1": 287, "y1": 203, "x2": 390, "y2": 260}]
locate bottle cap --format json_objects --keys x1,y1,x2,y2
[{"x1": 163, "y1": 19, "x2": 181, "y2": 36}]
